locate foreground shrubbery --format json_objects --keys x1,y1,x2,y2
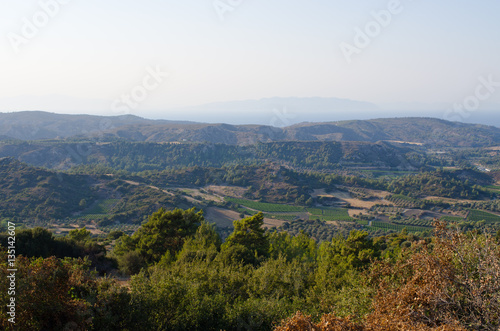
[
  {"x1": 276, "y1": 222, "x2": 500, "y2": 331},
  {"x1": 0, "y1": 255, "x2": 130, "y2": 330},
  {"x1": 1, "y1": 209, "x2": 499, "y2": 330}
]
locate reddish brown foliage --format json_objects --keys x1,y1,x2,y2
[
  {"x1": 0, "y1": 254, "x2": 96, "y2": 330},
  {"x1": 275, "y1": 311, "x2": 364, "y2": 331},
  {"x1": 276, "y1": 222, "x2": 500, "y2": 331}
]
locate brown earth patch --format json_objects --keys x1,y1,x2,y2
[
  {"x1": 204, "y1": 207, "x2": 284, "y2": 229},
  {"x1": 262, "y1": 218, "x2": 285, "y2": 228},
  {"x1": 204, "y1": 207, "x2": 240, "y2": 227},
  {"x1": 348, "y1": 209, "x2": 370, "y2": 217},
  {"x1": 179, "y1": 188, "x2": 222, "y2": 202},
  {"x1": 206, "y1": 185, "x2": 248, "y2": 199},
  {"x1": 344, "y1": 198, "x2": 391, "y2": 209}
]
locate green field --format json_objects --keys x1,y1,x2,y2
[
  {"x1": 76, "y1": 214, "x2": 109, "y2": 221},
  {"x1": 73, "y1": 199, "x2": 120, "y2": 220},
  {"x1": 393, "y1": 219, "x2": 434, "y2": 227},
  {"x1": 483, "y1": 185, "x2": 500, "y2": 194},
  {"x1": 467, "y1": 209, "x2": 500, "y2": 223},
  {"x1": 440, "y1": 215, "x2": 464, "y2": 222},
  {"x1": 308, "y1": 208, "x2": 352, "y2": 221},
  {"x1": 485, "y1": 185, "x2": 500, "y2": 191},
  {"x1": 355, "y1": 220, "x2": 369, "y2": 226},
  {"x1": 226, "y1": 198, "x2": 304, "y2": 212},
  {"x1": 307, "y1": 208, "x2": 323, "y2": 215}
]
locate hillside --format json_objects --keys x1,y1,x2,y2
[
  {"x1": 1, "y1": 112, "x2": 499, "y2": 147},
  {"x1": 330, "y1": 118, "x2": 500, "y2": 147},
  {"x1": 0, "y1": 111, "x2": 194, "y2": 140},
  {"x1": 106, "y1": 117, "x2": 500, "y2": 147},
  {"x1": 0, "y1": 140, "x2": 426, "y2": 172},
  {"x1": 0, "y1": 157, "x2": 94, "y2": 220},
  {"x1": 0, "y1": 158, "x2": 187, "y2": 223}
]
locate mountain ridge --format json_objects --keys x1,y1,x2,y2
[{"x1": 1, "y1": 111, "x2": 500, "y2": 147}]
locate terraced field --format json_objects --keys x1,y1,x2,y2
[
  {"x1": 467, "y1": 209, "x2": 500, "y2": 223},
  {"x1": 308, "y1": 207, "x2": 352, "y2": 221},
  {"x1": 386, "y1": 194, "x2": 420, "y2": 208},
  {"x1": 393, "y1": 219, "x2": 434, "y2": 227},
  {"x1": 484, "y1": 185, "x2": 500, "y2": 193},
  {"x1": 370, "y1": 221, "x2": 431, "y2": 233},
  {"x1": 226, "y1": 197, "x2": 304, "y2": 212},
  {"x1": 73, "y1": 199, "x2": 120, "y2": 220},
  {"x1": 440, "y1": 215, "x2": 464, "y2": 222}
]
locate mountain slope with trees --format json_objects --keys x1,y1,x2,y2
[
  {"x1": 0, "y1": 140, "x2": 428, "y2": 172},
  {"x1": 1, "y1": 112, "x2": 500, "y2": 147}
]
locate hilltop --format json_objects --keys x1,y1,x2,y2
[
  {"x1": 0, "y1": 140, "x2": 424, "y2": 172},
  {"x1": 1, "y1": 111, "x2": 499, "y2": 147},
  {"x1": 0, "y1": 157, "x2": 187, "y2": 223},
  {"x1": 0, "y1": 111, "x2": 195, "y2": 140}
]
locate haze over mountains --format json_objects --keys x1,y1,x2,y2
[
  {"x1": 1, "y1": 111, "x2": 500, "y2": 148},
  {"x1": 2, "y1": 96, "x2": 499, "y2": 127}
]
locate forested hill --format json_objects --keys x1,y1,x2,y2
[
  {"x1": 0, "y1": 157, "x2": 187, "y2": 222},
  {"x1": 1, "y1": 112, "x2": 500, "y2": 147},
  {"x1": 287, "y1": 118, "x2": 500, "y2": 147},
  {"x1": 0, "y1": 157, "x2": 94, "y2": 220},
  {"x1": 98, "y1": 117, "x2": 500, "y2": 147},
  {"x1": 0, "y1": 140, "x2": 426, "y2": 172},
  {"x1": 0, "y1": 111, "x2": 195, "y2": 141}
]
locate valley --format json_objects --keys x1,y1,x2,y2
[
  {"x1": 2, "y1": 114, "x2": 500, "y2": 241},
  {"x1": 2, "y1": 112, "x2": 500, "y2": 330}
]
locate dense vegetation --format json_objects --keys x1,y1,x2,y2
[
  {"x1": 1, "y1": 209, "x2": 499, "y2": 330},
  {"x1": 0, "y1": 227, "x2": 114, "y2": 273},
  {"x1": 0, "y1": 158, "x2": 94, "y2": 220},
  {"x1": 0, "y1": 158, "x2": 191, "y2": 224},
  {"x1": 0, "y1": 140, "x2": 426, "y2": 172},
  {"x1": 3, "y1": 113, "x2": 500, "y2": 330},
  {"x1": 385, "y1": 168, "x2": 492, "y2": 199},
  {"x1": 3, "y1": 112, "x2": 500, "y2": 147}
]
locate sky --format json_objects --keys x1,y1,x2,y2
[{"x1": 0, "y1": 0, "x2": 499, "y2": 124}]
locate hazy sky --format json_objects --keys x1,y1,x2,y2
[{"x1": 1, "y1": 0, "x2": 499, "y2": 120}]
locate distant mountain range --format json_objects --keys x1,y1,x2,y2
[
  {"x1": 1, "y1": 111, "x2": 500, "y2": 147},
  {"x1": 0, "y1": 96, "x2": 382, "y2": 126},
  {"x1": 0, "y1": 111, "x2": 194, "y2": 141},
  {"x1": 158, "y1": 97, "x2": 381, "y2": 125},
  {"x1": 1, "y1": 96, "x2": 499, "y2": 126}
]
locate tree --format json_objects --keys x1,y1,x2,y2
[
  {"x1": 221, "y1": 213, "x2": 269, "y2": 264},
  {"x1": 79, "y1": 199, "x2": 87, "y2": 209},
  {"x1": 176, "y1": 221, "x2": 222, "y2": 264},
  {"x1": 134, "y1": 207, "x2": 203, "y2": 263},
  {"x1": 305, "y1": 197, "x2": 314, "y2": 206},
  {"x1": 68, "y1": 227, "x2": 92, "y2": 242}
]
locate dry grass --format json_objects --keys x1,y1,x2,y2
[
  {"x1": 344, "y1": 198, "x2": 390, "y2": 209},
  {"x1": 262, "y1": 217, "x2": 286, "y2": 228},
  {"x1": 204, "y1": 207, "x2": 285, "y2": 229},
  {"x1": 275, "y1": 222, "x2": 500, "y2": 331},
  {"x1": 274, "y1": 311, "x2": 364, "y2": 331},
  {"x1": 312, "y1": 189, "x2": 391, "y2": 209},
  {"x1": 206, "y1": 185, "x2": 248, "y2": 198},
  {"x1": 179, "y1": 187, "x2": 222, "y2": 202},
  {"x1": 204, "y1": 207, "x2": 241, "y2": 228}
]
